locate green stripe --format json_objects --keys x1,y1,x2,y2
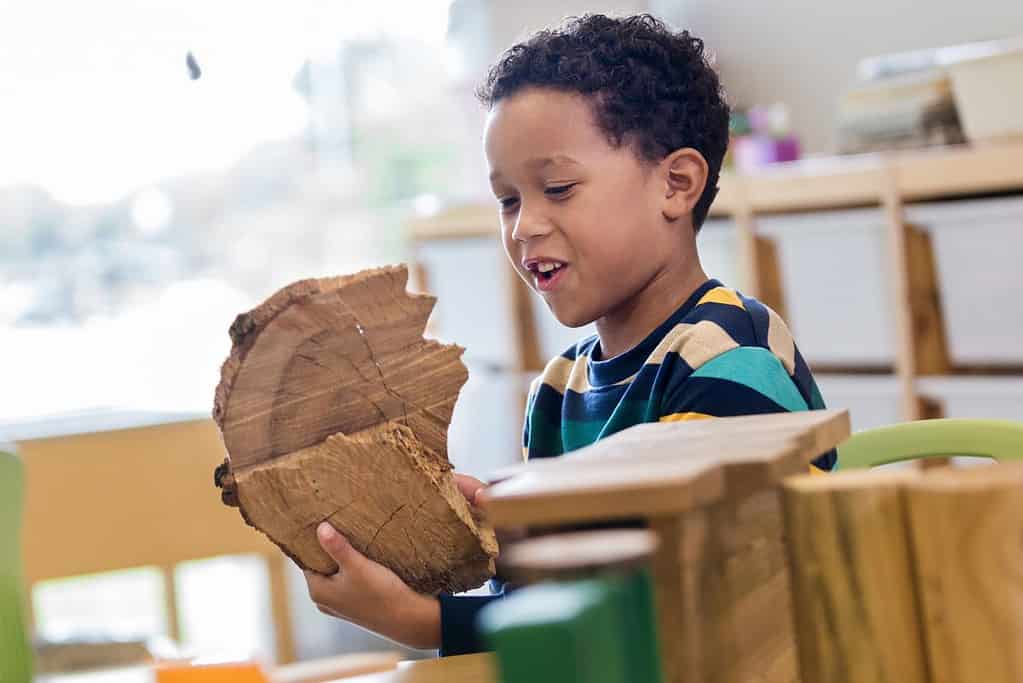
[
  {"x1": 562, "y1": 398, "x2": 659, "y2": 452},
  {"x1": 690, "y1": 347, "x2": 808, "y2": 412}
]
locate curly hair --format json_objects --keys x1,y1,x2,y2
[{"x1": 477, "y1": 14, "x2": 730, "y2": 230}]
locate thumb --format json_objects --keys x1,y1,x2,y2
[
  {"x1": 454, "y1": 473, "x2": 486, "y2": 506},
  {"x1": 316, "y1": 522, "x2": 364, "y2": 570}
]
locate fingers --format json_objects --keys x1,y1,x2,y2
[
  {"x1": 453, "y1": 473, "x2": 487, "y2": 506},
  {"x1": 316, "y1": 522, "x2": 364, "y2": 570}
]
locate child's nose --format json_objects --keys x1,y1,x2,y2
[{"x1": 511, "y1": 206, "x2": 554, "y2": 242}]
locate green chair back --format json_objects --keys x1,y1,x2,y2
[
  {"x1": 837, "y1": 418, "x2": 1023, "y2": 470},
  {"x1": 479, "y1": 570, "x2": 663, "y2": 683},
  {"x1": 1, "y1": 445, "x2": 33, "y2": 683}
]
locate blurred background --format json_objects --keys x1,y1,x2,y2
[{"x1": 2, "y1": 0, "x2": 1022, "y2": 678}]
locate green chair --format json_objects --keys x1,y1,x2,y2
[
  {"x1": 836, "y1": 418, "x2": 1023, "y2": 470},
  {"x1": 1, "y1": 444, "x2": 33, "y2": 683}
]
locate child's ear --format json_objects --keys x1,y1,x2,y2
[{"x1": 660, "y1": 148, "x2": 709, "y2": 222}]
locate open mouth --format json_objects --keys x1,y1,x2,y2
[
  {"x1": 535, "y1": 261, "x2": 565, "y2": 282},
  {"x1": 526, "y1": 260, "x2": 568, "y2": 291}
]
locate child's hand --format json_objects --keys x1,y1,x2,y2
[
  {"x1": 304, "y1": 522, "x2": 441, "y2": 650},
  {"x1": 453, "y1": 472, "x2": 487, "y2": 506}
]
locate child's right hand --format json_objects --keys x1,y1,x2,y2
[{"x1": 304, "y1": 522, "x2": 441, "y2": 649}]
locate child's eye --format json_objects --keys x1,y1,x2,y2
[
  {"x1": 545, "y1": 183, "x2": 576, "y2": 196},
  {"x1": 498, "y1": 196, "x2": 519, "y2": 212}
]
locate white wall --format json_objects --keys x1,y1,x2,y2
[{"x1": 651, "y1": 0, "x2": 1023, "y2": 153}]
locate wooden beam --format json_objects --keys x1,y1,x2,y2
[
  {"x1": 904, "y1": 224, "x2": 951, "y2": 376},
  {"x1": 754, "y1": 235, "x2": 788, "y2": 322},
  {"x1": 883, "y1": 167, "x2": 925, "y2": 422},
  {"x1": 266, "y1": 554, "x2": 297, "y2": 665},
  {"x1": 782, "y1": 470, "x2": 928, "y2": 683},
  {"x1": 506, "y1": 262, "x2": 545, "y2": 373},
  {"x1": 162, "y1": 565, "x2": 182, "y2": 645},
  {"x1": 904, "y1": 464, "x2": 1023, "y2": 682}
]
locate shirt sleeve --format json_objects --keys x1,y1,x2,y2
[
  {"x1": 659, "y1": 346, "x2": 836, "y2": 471},
  {"x1": 438, "y1": 581, "x2": 506, "y2": 656}
]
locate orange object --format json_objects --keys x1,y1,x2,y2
[{"x1": 157, "y1": 661, "x2": 269, "y2": 683}]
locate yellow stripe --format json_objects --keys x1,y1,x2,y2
[
  {"x1": 697, "y1": 287, "x2": 745, "y2": 309},
  {"x1": 659, "y1": 411, "x2": 714, "y2": 423},
  {"x1": 646, "y1": 320, "x2": 740, "y2": 368},
  {"x1": 808, "y1": 464, "x2": 827, "y2": 475}
]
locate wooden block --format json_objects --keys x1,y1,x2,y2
[
  {"x1": 700, "y1": 489, "x2": 799, "y2": 683},
  {"x1": 499, "y1": 529, "x2": 658, "y2": 583},
  {"x1": 213, "y1": 265, "x2": 496, "y2": 594},
  {"x1": 904, "y1": 463, "x2": 1023, "y2": 683},
  {"x1": 481, "y1": 411, "x2": 851, "y2": 683},
  {"x1": 782, "y1": 470, "x2": 928, "y2": 683},
  {"x1": 483, "y1": 410, "x2": 850, "y2": 526},
  {"x1": 649, "y1": 512, "x2": 710, "y2": 683}
]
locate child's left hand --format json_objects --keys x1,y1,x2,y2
[{"x1": 303, "y1": 522, "x2": 441, "y2": 649}]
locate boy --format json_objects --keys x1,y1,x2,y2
[{"x1": 304, "y1": 13, "x2": 834, "y2": 657}]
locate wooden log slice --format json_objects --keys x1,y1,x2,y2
[{"x1": 212, "y1": 265, "x2": 497, "y2": 594}]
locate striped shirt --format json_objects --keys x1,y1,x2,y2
[{"x1": 523, "y1": 278, "x2": 837, "y2": 471}]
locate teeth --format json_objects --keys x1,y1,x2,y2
[{"x1": 537, "y1": 262, "x2": 560, "y2": 273}]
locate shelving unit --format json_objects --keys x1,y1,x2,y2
[{"x1": 407, "y1": 141, "x2": 1023, "y2": 426}]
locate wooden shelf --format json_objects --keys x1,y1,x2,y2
[
  {"x1": 406, "y1": 141, "x2": 1023, "y2": 423},
  {"x1": 710, "y1": 141, "x2": 1023, "y2": 216}
]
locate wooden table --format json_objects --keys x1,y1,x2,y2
[
  {"x1": 7, "y1": 410, "x2": 299, "y2": 663},
  {"x1": 38, "y1": 655, "x2": 496, "y2": 683},
  {"x1": 345, "y1": 655, "x2": 495, "y2": 683}
]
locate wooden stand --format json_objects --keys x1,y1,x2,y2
[
  {"x1": 782, "y1": 463, "x2": 1023, "y2": 683},
  {"x1": 480, "y1": 410, "x2": 851, "y2": 683},
  {"x1": 407, "y1": 143, "x2": 1023, "y2": 424}
]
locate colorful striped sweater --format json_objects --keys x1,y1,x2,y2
[
  {"x1": 523, "y1": 278, "x2": 836, "y2": 470},
  {"x1": 438, "y1": 278, "x2": 835, "y2": 658}
]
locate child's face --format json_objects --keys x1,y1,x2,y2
[{"x1": 484, "y1": 88, "x2": 682, "y2": 329}]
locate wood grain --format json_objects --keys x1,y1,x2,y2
[
  {"x1": 481, "y1": 409, "x2": 851, "y2": 683},
  {"x1": 782, "y1": 470, "x2": 928, "y2": 683},
  {"x1": 213, "y1": 265, "x2": 496, "y2": 594},
  {"x1": 904, "y1": 463, "x2": 1023, "y2": 683}
]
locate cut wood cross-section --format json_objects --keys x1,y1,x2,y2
[{"x1": 212, "y1": 264, "x2": 497, "y2": 595}]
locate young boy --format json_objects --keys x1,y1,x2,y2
[{"x1": 303, "y1": 13, "x2": 835, "y2": 658}]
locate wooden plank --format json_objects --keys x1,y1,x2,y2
[
  {"x1": 731, "y1": 178, "x2": 761, "y2": 296},
  {"x1": 782, "y1": 470, "x2": 929, "y2": 683},
  {"x1": 505, "y1": 263, "x2": 544, "y2": 372},
  {"x1": 712, "y1": 142, "x2": 1023, "y2": 216},
  {"x1": 755, "y1": 235, "x2": 788, "y2": 323},
  {"x1": 271, "y1": 652, "x2": 402, "y2": 683},
  {"x1": 409, "y1": 145, "x2": 1023, "y2": 232},
  {"x1": 162, "y1": 565, "x2": 181, "y2": 645},
  {"x1": 267, "y1": 554, "x2": 297, "y2": 665},
  {"x1": 745, "y1": 162, "x2": 884, "y2": 214},
  {"x1": 482, "y1": 411, "x2": 850, "y2": 526},
  {"x1": 904, "y1": 224, "x2": 951, "y2": 376},
  {"x1": 343, "y1": 653, "x2": 496, "y2": 682},
  {"x1": 19, "y1": 418, "x2": 278, "y2": 581},
  {"x1": 489, "y1": 410, "x2": 850, "y2": 487},
  {"x1": 882, "y1": 166, "x2": 925, "y2": 422},
  {"x1": 406, "y1": 205, "x2": 497, "y2": 241},
  {"x1": 896, "y1": 142, "x2": 1023, "y2": 201},
  {"x1": 648, "y1": 513, "x2": 709, "y2": 683},
  {"x1": 700, "y1": 489, "x2": 801, "y2": 683},
  {"x1": 904, "y1": 463, "x2": 1023, "y2": 683}
]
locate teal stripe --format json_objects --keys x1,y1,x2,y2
[{"x1": 690, "y1": 347, "x2": 808, "y2": 412}]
